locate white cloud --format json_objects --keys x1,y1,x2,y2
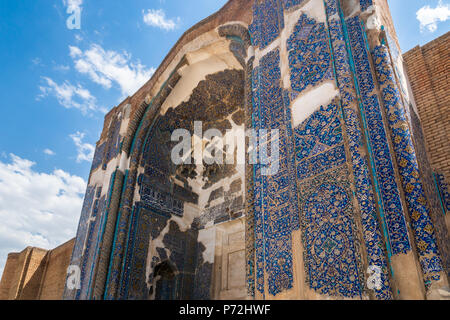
[
  {"x1": 142, "y1": 9, "x2": 180, "y2": 31},
  {"x1": 32, "y1": 57, "x2": 43, "y2": 66},
  {"x1": 69, "y1": 44, "x2": 155, "y2": 97},
  {"x1": 54, "y1": 64, "x2": 70, "y2": 72},
  {"x1": 38, "y1": 77, "x2": 101, "y2": 115},
  {"x1": 417, "y1": 0, "x2": 450, "y2": 32},
  {"x1": 43, "y1": 149, "x2": 56, "y2": 156},
  {"x1": 0, "y1": 154, "x2": 86, "y2": 277},
  {"x1": 70, "y1": 132, "x2": 95, "y2": 163},
  {"x1": 69, "y1": 45, "x2": 82, "y2": 58}
]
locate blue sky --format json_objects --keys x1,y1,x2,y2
[{"x1": 0, "y1": 0, "x2": 448, "y2": 275}]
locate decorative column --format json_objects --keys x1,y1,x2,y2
[
  {"x1": 372, "y1": 44, "x2": 448, "y2": 292},
  {"x1": 324, "y1": 0, "x2": 392, "y2": 300}
]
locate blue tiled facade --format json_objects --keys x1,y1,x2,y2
[
  {"x1": 298, "y1": 167, "x2": 364, "y2": 297},
  {"x1": 252, "y1": 49, "x2": 300, "y2": 296},
  {"x1": 249, "y1": 0, "x2": 284, "y2": 49},
  {"x1": 360, "y1": 0, "x2": 373, "y2": 12},
  {"x1": 287, "y1": 14, "x2": 333, "y2": 95},
  {"x1": 324, "y1": 0, "x2": 392, "y2": 299},
  {"x1": 282, "y1": 0, "x2": 305, "y2": 10},
  {"x1": 66, "y1": 0, "x2": 449, "y2": 301},
  {"x1": 346, "y1": 16, "x2": 412, "y2": 255}
]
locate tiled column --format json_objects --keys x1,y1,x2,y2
[
  {"x1": 324, "y1": 0, "x2": 392, "y2": 300},
  {"x1": 372, "y1": 44, "x2": 448, "y2": 293},
  {"x1": 249, "y1": 0, "x2": 301, "y2": 299},
  {"x1": 345, "y1": 15, "x2": 425, "y2": 299}
]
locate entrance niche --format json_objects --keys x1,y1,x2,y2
[
  {"x1": 121, "y1": 31, "x2": 251, "y2": 300},
  {"x1": 153, "y1": 261, "x2": 178, "y2": 300}
]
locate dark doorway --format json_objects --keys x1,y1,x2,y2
[{"x1": 154, "y1": 261, "x2": 177, "y2": 300}]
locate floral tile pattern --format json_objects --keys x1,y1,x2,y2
[{"x1": 373, "y1": 44, "x2": 444, "y2": 285}]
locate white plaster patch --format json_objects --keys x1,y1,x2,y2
[
  {"x1": 119, "y1": 151, "x2": 129, "y2": 173},
  {"x1": 254, "y1": 38, "x2": 281, "y2": 67},
  {"x1": 291, "y1": 81, "x2": 339, "y2": 128},
  {"x1": 160, "y1": 41, "x2": 242, "y2": 115},
  {"x1": 198, "y1": 227, "x2": 216, "y2": 264},
  {"x1": 118, "y1": 104, "x2": 131, "y2": 137},
  {"x1": 280, "y1": 8, "x2": 305, "y2": 89},
  {"x1": 177, "y1": 202, "x2": 199, "y2": 232},
  {"x1": 347, "y1": 0, "x2": 361, "y2": 18},
  {"x1": 301, "y1": 0, "x2": 327, "y2": 23},
  {"x1": 395, "y1": 57, "x2": 412, "y2": 103},
  {"x1": 148, "y1": 30, "x2": 223, "y2": 99},
  {"x1": 216, "y1": 21, "x2": 248, "y2": 30},
  {"x1": 366, "y1": 11, "x2": 381, "y2": 30},
  {"x1": 246, "y1": 46, "x2": 255, "y2": 64}
]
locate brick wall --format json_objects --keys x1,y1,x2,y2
[
  {"x1": 39, "y1": 239, "x2": 75, "y2": 300},
  {"x1": 0, "y1": 239, "x2": 74, "y2": 300},
  {"x1": 403, "y1": 32, "x2": 450, "y2": 182},
  {"x1": 0, "y1": 253, "x2": 19, "y2": 299},
  {"x1": 18, "y1": 248, "x2": 48, "y2": 300}
]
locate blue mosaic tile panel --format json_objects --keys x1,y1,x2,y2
[
  {"x1": 64, "y1": 184, "x2": 96, "y2": 299},
  {"x1": 251, "y1": 49, "x2": 300, "y2": 296},
  {"x1": 76, "y1": 184, "x2": 107, "y2": 300},
  {"x1": 325, "y1": 0, "x2": 338, "y2": 17},
  {"x1": 408, "y1": 104, "x2": 450, "y2": 278},
  {"x1": 347, "y1": 16, "x2": 411, "y2": 255},
  {"x1": 360, "y1": 0, "x2": 373, "y2": 11},
  {"x1": 71, "y1": 185, "x2": 96, "y2": 265},
  {"x1": 249, "y1": 0, "x2": 284, "y2": 49},
  {"x1": 91, "y1": 142, "x2": 105, "y2": 171},
  {"x1": 122, "y1": 204, "x2": 169, "y2": 299},
  {"x1": 325, "y1": 0, "x2": 392, "y2": 299},
  {"x1": 138, "y1": 174, "x2": 184, "y2": 217},
  {"x1": 287, "y1": 14, "x2": 333, "y2": 95},
  {"x1": 294, "y1": 101, "x2": 346, "y2": 180},
  {"x1": 283, "y1": 90, "x2": 300, "y2": 232},
  {"x1": 373, "y1": 45, "x2": 444, "y2": 284},
  {"x1": 298, "y1": 167, "x2": 364, "y2": 298},
  {"x1": 290, "y1": 86, "x2": 363, "y2": 298},
  {"x1": 251, "y1": 65, "x2": 266, "y2": 295},
  {"x1": 103, "y1": 116, "x2": 122, "y2": 170},
  {"x1": 282, "y1": 0, "x2": 305, "y2": 10},
  {"x1": 104, "y1": 170, "x2": 134, "y2": 300}
]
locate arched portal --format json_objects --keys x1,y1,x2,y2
[
  {"x1": 101, "y1": 23, "x2": 254, "y2": 300},
  {"x1": 152, "y1": 261, "x2": 177, "y2": 300},
  {"x1": 65, "y1": 0, "x2": 450, "y2": 302}
]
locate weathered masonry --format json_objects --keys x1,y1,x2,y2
[
  {"x1": 60, "y1": 0, "x2": 449, "y2": 300},
  {"x1": 0, "y1": 240, "x2": 74, "y2": 300},
  {"x1": 403, "y1": 32, "x2": 450, "y2": 235}
]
